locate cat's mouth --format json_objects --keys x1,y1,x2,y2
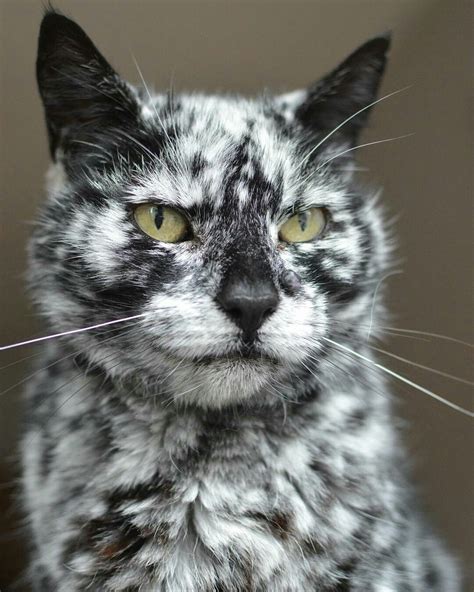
[{"x1": 193, "y1": 346, "x2": 278, "y2": 366}]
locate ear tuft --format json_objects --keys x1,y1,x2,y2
[{"x1": 37, "y1": 11, "x2": 138, "y2": 159}]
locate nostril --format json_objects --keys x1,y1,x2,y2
[
  {"x1": 216, "y1": 277, "x2": 280, "y2": 337},
  {"x1": 262, "y1": 307, "x2": 276, "y2": 320}
]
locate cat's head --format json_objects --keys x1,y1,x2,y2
[{"x1": 31, "y1": 11, "x2": 391, "y2": 408}]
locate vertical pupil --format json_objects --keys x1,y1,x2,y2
[
  {"x1": 298, "y1": 212, "x2": 308, "y2": 232},
  {"x1": 153, "y1": 206, "x2": 164, "y2": 230}
]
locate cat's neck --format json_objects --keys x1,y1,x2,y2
[
  {"x1": 42, "y1": 339, "x2": 395, "y2": 476},
  {"x1": 94, "y1": 355, "x2": 393, "y2": 475}
]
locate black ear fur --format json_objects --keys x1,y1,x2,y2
[
  {"x1": 37, "y1": 10, "x2": 139, "y2": 158},
  {"x1": 295, "y1": 34, "x2": 391, "y2": 145}
]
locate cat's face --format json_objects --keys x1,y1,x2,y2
[{"x1": 31, "y1": 13, "x2": 390, "y2": 408}]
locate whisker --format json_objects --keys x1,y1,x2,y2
[
  {"x1": 323, "y1": 318, "x2": 473, "y2": 348},
  {"x1": 23, "y1": 354, "x2": 124, "y2": 450},
  {"x1": 0, "y1": 313, "x2": 147, "y2": 352},
  {"x1": 0, "y1": 319, "x2": 145, "y2": 398},
  {"x1": 0, "y1": 349, "x2": 44, "y2": 371},
  {"x1": 369, "y1": 329, "x2": 430, "y2": 344},
  {"x1": 367, "y1": 343, "x2": 474, "y2": 386},
  {"x1": 315, "y1": 133, "x2": 415, "y2": 172},
  {"x1": 303, "y1": 350, "x2": 390, "y2": 402},
  {"x1": 321, "y1": 337, "x2": 473, "y2": 417},
  {"x1": 376, "y1": 327, "x2": 474, "y2": 349},
  {"x1": 298, "y1": 86, "x2": 411, "y2": 168}
]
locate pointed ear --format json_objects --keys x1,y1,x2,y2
[
  {"x1": 36, "y1": 11, "x2": 139, "y2": 159},
  {"x1": 280, "y1": 34, "x2": 391, "y2": 147}
]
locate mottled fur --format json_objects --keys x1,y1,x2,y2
[{"x1": 22, "y1": 11, "x2": 459, "y2": 591}]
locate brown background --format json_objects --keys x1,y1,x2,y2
[{"x1": 0, "y1": 0, "x2": 472, "y2": 589}]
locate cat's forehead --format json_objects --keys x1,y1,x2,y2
[
  {"x1": 149, "y1": 93, "x2": 293, "y2": 176},
  {"x1": 129, "y1": 93, "x2": 338, "y2": 212},
  {"x1": 144, "y1": 93, "x2": 278, "y2": 140}
]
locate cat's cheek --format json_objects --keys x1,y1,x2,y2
[{"x1": 260, "y1": 294, "x2": 326, "y2": 364}]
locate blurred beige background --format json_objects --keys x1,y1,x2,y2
[{"x1": 0, "y1": 0, "x2": 472, "y2": 589}]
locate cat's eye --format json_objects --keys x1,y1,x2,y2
[
  {"x1": 279, "y1": 207, "x2": 326, "y2": 243},
  {"x1": 134, "y1": 204, "x2": 191, "y2": 243}
]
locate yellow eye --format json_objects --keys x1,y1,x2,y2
[
  {"x1": 279, "y1": 207, "x2": 326, "y2": 243},
  {"x1": 134, "y1": 204, "x2": 191, "y2": 243}
]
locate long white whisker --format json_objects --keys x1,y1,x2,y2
[
  {"x1": 0, "y1": 313, "x2": 147, "y2": 352},
  {"x1": 0, "y1": 320, "x2": 145, "y2": 398},
  {"x1": 367, "y1": 343, "x2": 474, "y2": 386},
  {"x1": 24, "y1": 354, "x2": 125, "y2": 450},
  {"x1": 315, "y1": 133, "x2": 414, "y2": 172},
  {"x1": 325, "y1": 318, "x2": 473, "y2": 348},
  {"x1": 304, "y1": 350, "x2": 388, "y2": 401},
  {"x1": 299, "y1": 86, "x2": 411, "y2": 167},
  {"x1": 322, "y1": 337, "x2": 473, "y2": 417},
  {"x1": 377, "y1": 327, "x2": 474, "y2": 349}
]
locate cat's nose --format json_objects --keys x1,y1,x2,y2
[{"x1": 216, "y1": 278, "x2": 279, "y2": 339}]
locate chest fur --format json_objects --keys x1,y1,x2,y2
[
  {"x1": 59, "y1": 418, "x2": 375, "y2": 591},
  {"x1": 25, "y1": 371, "x2": 392, "y2": 590}
]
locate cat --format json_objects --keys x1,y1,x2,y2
[{"x1": 21, "y1": 9, "x2": 460, "y2": 591}]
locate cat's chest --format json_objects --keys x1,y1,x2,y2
[
  {"x1": 35, "y1": 380, "x2": 384, "y2": 589},
  {"x1": 63, "y1": 420, "x2": 364, "y2": 590},
  {"x1": 66, "y1": 453, "x2": 309, "y2": 590}
]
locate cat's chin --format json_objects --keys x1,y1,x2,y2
[{"x1": 168, "y1": 356, "x2": 280, "y2": 408}]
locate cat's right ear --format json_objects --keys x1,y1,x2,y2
[
  {"x1": 276, "y1": 35, "x2": 391, "y2": 150},
  {"x1": 36, "y1": 11, "x2": 139, "y2": 159}
]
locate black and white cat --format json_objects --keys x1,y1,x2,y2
[{"x1": 22, "y1": 10, "x2": 460, "y2": 591}]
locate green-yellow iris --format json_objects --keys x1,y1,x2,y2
[
  {"x1": 134, "y1": 204, "x2": 191, "y2": 243},
  {"x1": 279, "y1": 208, "x2": 326, "y2": 243}
]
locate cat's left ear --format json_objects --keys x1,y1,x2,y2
[
  {"x1": 278, "y1": 34, "x2": 391, "y2": 147},
  {"x1": 36, "y1": 11, "x2": 139, "y2": 159}
]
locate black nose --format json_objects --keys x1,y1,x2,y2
[{"x1": 216, "y1": 277, "x2": 279, "y2": 339}]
